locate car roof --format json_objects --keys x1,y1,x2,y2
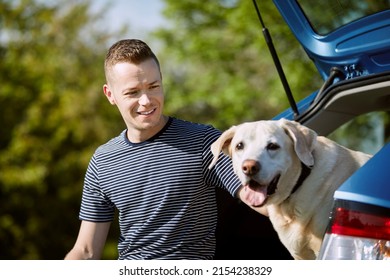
[{"x1": 273, "y1": 0, "x2": 390, "y2": 81}]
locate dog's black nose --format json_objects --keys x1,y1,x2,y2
[{"x1": 242, "y1": 159, "x2": 260, "y2": 176}]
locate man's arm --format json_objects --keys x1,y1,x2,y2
[{"x1": 64, "y1": 220, "x2": 111, "y2": 260}]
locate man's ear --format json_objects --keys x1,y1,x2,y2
[{"x1": 103, "y1": 84, "x2": 116, "y2": 105}]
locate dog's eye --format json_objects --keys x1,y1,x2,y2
[
  {"x1": 236, "y1": 142, "x2": 244, "y2": 151},
  {"x1": 267, "y1": 142, "x2": 280, "y2": 150}
]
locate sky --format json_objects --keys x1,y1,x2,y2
[{"x1": 92, "y1": 0, "x2": 166, "y2": 43}]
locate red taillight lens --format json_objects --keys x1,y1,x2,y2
[{"x1": 329, "y1": 207, "x2": 390, "y2": 240}]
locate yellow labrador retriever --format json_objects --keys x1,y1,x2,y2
[{"x1": 209, "y1": 118, "x2": 371, "y2": 260}]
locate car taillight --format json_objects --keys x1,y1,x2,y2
[{"x1": 318, "y1": 203, "x2": 390, "y2": 260}]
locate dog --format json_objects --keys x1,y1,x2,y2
[{"x1": 209, "y1": 118, "x2": 371, "y2": 260}]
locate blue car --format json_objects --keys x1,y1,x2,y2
[{"x1": 265, "y1": 0, "x2": 390, "y2": 259}]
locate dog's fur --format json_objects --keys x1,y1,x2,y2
[{"x1": 209, "y1": 119, "x2": 371, "y2": 260}]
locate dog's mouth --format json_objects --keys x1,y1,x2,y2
[
  {"x1": 266, "y1": 174, "x2": 280, "y2": 196},
  {"x1": 248, "y1": 174, "x2": 280, "y2": 195},
  {"x1": 243, "y1": 174, "x2": 281, "y2": 207}
]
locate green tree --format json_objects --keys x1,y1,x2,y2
[
  {"x1": 0, "y1": 0, "x2": 123, "y2": 259},
  {"x1": 154, "y1": 0, "x2": 389, "y2": 150},
  {"x1": 153, "y1": 0, "x2": 322, "y2": 130}
]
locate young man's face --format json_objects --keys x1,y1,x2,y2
[{"x1": 103, "y1": 58, "x2": 166, "y2": 142}]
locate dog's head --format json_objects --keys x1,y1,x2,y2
[{"x1": 209, "y1": 119, "x2": 317, "y2": 206}]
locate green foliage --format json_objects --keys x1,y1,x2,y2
[
  {"x1": 154, "y1": 0, "x2": 322, "y2": 130},
  {"x1": 0, "y1": 0, "x2": 124, "y2": 259}
]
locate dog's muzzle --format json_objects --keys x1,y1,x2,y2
[{"x1": 247, "y1": 174, "x2": 280, "y2": 196}]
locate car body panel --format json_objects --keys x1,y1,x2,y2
[
  {"x1": 272, "y1": 0, "x2": 390, "y2": 80},
  {"x1": 335, "y1": 143, "x2": 390, "y2": 209}
]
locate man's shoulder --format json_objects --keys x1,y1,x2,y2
[
  {"x1": 170, "y1": 117, "x2": 219, "y2": 133},
  {"x1": 94, "y1": 130, "x2": 127, "y2": 155},
  {"x1": 166, "y1": 118, "x2": 222, "y2": 149}
]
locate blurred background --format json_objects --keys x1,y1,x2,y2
[{"x1": 1, "y1": 0, "x2": 388, "y2": 259}]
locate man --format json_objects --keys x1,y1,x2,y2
[{"x1": 65, "y1": 39, "x2": 256, "y2": 260}]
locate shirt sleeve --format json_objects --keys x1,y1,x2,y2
[
  {"x1": 202, "y1": 125, "x2": 242, "y2": 197},
  {"x1": 79, "y1": 154, "x2": 115, "y2": 222}
]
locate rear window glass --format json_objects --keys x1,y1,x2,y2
[{"x1": 297, "y1": 0, "x2": 390, "y2": 35}]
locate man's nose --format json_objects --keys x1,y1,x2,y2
[{"x1": 138, "y1": 92, "x2": 151, "y2": 105}]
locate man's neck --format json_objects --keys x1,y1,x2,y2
[{"x1": 127, "y1": 115, "x2": 169, "y2": 143}]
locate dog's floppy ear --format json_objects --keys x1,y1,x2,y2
[
  {"x1": 280, "y1": 119, "x2": 317, "y2": 168},
  {"x1": 208, "y1": 126, "x2": 237, "y2": 169}
]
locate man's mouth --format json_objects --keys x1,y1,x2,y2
[{"x1": 137, "y1": 108, "x2": 155, "y2": 115}]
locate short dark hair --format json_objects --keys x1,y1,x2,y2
[{"x1": 104, "y1": 39, "x2": 160, "y2": 81}]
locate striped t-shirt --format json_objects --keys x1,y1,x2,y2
[{"x1": 79, "y1": 117, "x2": 241, "y2": 259}]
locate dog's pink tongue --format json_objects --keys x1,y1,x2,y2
[{"x1": 241, "y1": 185, "x2": 267, "y2": 207}]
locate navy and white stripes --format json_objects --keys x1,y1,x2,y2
[{"x1": 79, "y1": 117, "x2": 241, "y2": 259}]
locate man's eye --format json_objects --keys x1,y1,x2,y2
[
  {"x1": 235, "y1": 142, "x2": 244, "y2": 151},
  {"x1": 267, "y1": 142, "x2": 280, "y2": 150},
  {"x1": 125, "y1": 90, "x2": 139, "y2": 96}
]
